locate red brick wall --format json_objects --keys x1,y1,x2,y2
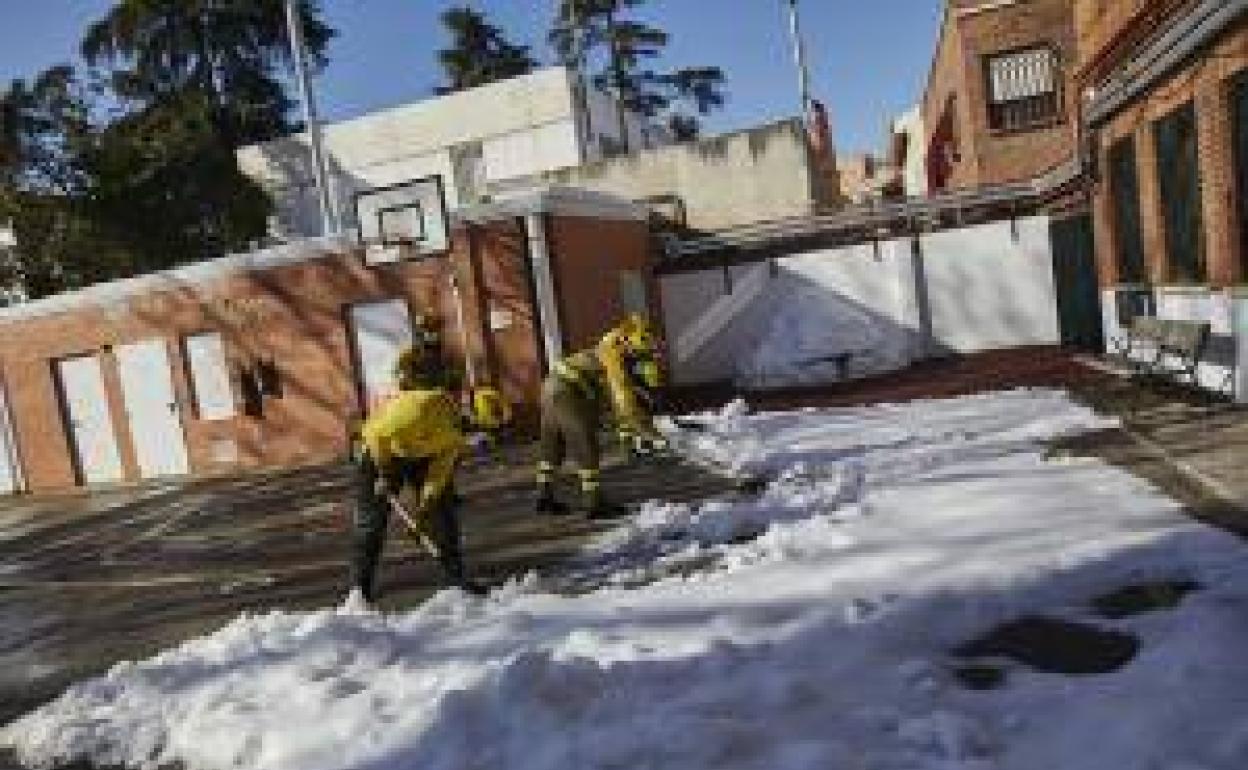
[
  {"x1": 924, "y1": 6, "x2": 979, "y2": 190},
  {"x1": 1087, "y1": 23, "x2": 1248, "y2": 288},
  {"x1": 0, "y1": 218, "x2": 553, "y2": 492},
  {"x1": 544, "y1": 215, "x2": 654, "y2": 352},
  {"x1": 923, "y1": 0, "x2": 1078, "y2": 190}
]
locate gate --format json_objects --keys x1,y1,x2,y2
[{"x1": 1049, "y1": 213, "x2": 1104, "y2": 353}]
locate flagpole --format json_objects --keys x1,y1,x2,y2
[
  {"x1": 285, "y1": 0, "x2": 337, "y2": 236},
  {"x1": 784, "y1": 0, "x2": 814, "y2": 120}
]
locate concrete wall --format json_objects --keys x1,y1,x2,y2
[
  {"x1": 495, "y1": 119, "x2": 817, "y2": 232},
  {"x1": 236, "y1": 67, "x2": 658, "y2": 238},
  {"x1": 660, "y1": 216, "x2": 1060, "y2": 386}
]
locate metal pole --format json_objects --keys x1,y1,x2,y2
[
  {"x1": 284, "y1": 0, "x2": 337, "y2": 235},
  {"x1": 785, "y1": 0, "x2": 813, "y2": 120}
]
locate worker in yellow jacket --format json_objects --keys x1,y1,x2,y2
[
  {"x1": 535, "y1": 313, "x2": 666, "y2": 518},
  {"x1": 464, "y1": 384, "x2": 513, "y2": 462},
  {"x1": 349, "y1": 341, "x2": 484, "y2": 606}
]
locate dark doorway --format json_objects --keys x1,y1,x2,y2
[
  {"x1": 1231, "y1": 69, "x2": 1248, "y2": 277},
  {"x1": 1050, "y1": 213, "x2": 1104, "y2": 353}
]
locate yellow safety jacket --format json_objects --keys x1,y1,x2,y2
[
  {"x1": 555, "y1": 337, "x2": 660, "y2": 441},
  {"x1": 470, "y1": 386, "x2": 512, "y2": 431},
  {"x1": 361, "y1": 388, "x2": 465, "y2": 508}
]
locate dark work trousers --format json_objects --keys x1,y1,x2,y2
[
  {"x1": 538, "y1": 377, "x2": 601, "y2": 475},
  {"x1": 351, "y1": 453, "x2": 467, "y2": 602}
]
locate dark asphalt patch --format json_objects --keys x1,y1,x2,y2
[{"x1": 954, "y1": 616, "x2": 1139, "y2": 675}]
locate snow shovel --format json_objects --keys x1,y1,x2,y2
[{"x1": 387, "y1": 495, "x2": 442, "y2": 560}]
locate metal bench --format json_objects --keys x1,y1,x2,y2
[{"x1": 1113, "y1": 316, "x2": 1210, "y2": 386}]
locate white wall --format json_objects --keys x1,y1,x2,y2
[
  {"x1": 238, "y1": 68, "x2": 578, "y2": 185},
  {"x1": 583, "y1": 85, "x2": 651, "y2": 156},
  {"x1": 921, "y1": 217, "x2": 1060, "y2": 353},
  {"x1": 662, "y1": 237, "x2": 923, "y2": 386},
  {"x1": 660, "y1": 216, "x2": 1061, "y2": 387},
  {"x1": 892, "y1": 105, "x2": 927, "y2": 197},
  {"x1": 239, "y1": 67, "x2": 663, "y2": 238},
  {"x1": 482, "y1": 119, "x2": 582, "y2": 182}
]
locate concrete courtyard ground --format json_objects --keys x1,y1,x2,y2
[{"x1": 2, "y1": 346, "x2": 1247, "y2": 769}]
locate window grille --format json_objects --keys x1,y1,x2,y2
[{"x1": 986, "y1": 47, "x2": 1060, "y2": 131}]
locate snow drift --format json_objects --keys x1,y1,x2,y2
[{"x1": 6, "y1": 390, "x2": 1248, "y2": 770}]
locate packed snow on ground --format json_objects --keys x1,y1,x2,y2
[{"x1": 6, "y1": 389, "x2": 1248, "y2": 770}]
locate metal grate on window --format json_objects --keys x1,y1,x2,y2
[{"x1": 986, "y1": 47, "x2": 1060, "y2": 131}]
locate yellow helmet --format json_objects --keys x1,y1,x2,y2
[
  {"x1": 602, "y1": 313, "x2": 663, "y2": 389},
  {"x1": 616, "y1": 313, "x2": 657, "y2": 356}
]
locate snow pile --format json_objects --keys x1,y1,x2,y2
[
  {"x1": 7, "y1": 389, "x2": 1248, "y2": 770},
  {"x1": 734, "y1": 278, "x2": 910, "y2": 388}
]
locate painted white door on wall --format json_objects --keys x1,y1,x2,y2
[
  {"x1": 115, "y1": 339, "x2": 191, "y2": 478},
  {"x1": 0, "y1": 377, "x2": 23, "y2": 493},
  {"x1": 184, "y1": 332, "x2": 236, "y2": 421},
  {"x1": 56, "y1": 354, "x2": 124, "y2": 485},
  {"x1": 349, "y1": 299, "x2": 414, "y2": 412}
]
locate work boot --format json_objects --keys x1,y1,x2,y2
[
  {"x1": 535, "y1": 482, "x2": 572, "y2": 516},
  {"x1": 429, "y1": 503, "x2": 487, "y2": 597},
  {"x1": 437, "y1": 552, "x2": 487, "y2": 596},
  {"x1": 582, "y1": 488, "x2": 629, "y2": 521}
]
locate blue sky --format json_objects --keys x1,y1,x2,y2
[{"x1": 0, "y1": 0, "x2": 943, "y2": 154}]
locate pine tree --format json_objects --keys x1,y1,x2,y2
[
  {"x1": 549, "y1": 0, "x2": 726, "y2": 148},
  {"x1": 78, "y1": 0, "x2": 336, "y2": 270},
  {"x1": 436, "y1": 6, "x2": 537, "y2": 95}
]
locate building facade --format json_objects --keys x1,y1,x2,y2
[
  {"x1": 923, "y1": 0, "x2": 1079, "y2": 192},
  {"x1": 889, "y1": 106, "x2": 928, "y2": 198},
  {"x1": 0, "y1": 189, "x2": 656, "y2": 493},
  {"x1": 236, "y1": 67, "x2": 664, "y2": 239},
  {"x1": 1079, "y1": 0, "x2": 1248, "y2": 394},
  {"x1": 499, "y1": 119, "x2": 833, "y2": 232}
]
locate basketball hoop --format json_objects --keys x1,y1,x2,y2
[{"x1": 354, "y1": 176, "x2": 450, "y2": 265}]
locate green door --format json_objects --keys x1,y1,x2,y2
[{"x1": 1050, "y1": 213, "x2": 1104, "y2": 353}]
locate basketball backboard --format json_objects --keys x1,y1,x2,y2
[{"x1": 354, "y1": 176, "x2": 450, "y2": 265}]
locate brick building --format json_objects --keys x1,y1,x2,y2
[
  {"x1": 838, "y1": 153, "x2": 901, "y2": 203},
  {"x1": 0, "y1": 188, "x2": 655, "y2": 493},
  {"x1": 922, "y1": 0, "x2": 1079, "y2": 192},
  {"x1": 1079, "y1": 0, "x2": 1248, "y2": 393}
]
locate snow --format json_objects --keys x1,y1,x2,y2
[
  {"x1": 6, "y1": 389, "x2": 1248, "y2": 770},
  {"x1": 733, "y1": 275, "x2": 912, "y2": 388}
]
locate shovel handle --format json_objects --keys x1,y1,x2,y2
[{"x1": 387, "y1": 495, "x2": 442, "y2": 559}]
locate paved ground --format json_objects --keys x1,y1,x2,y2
[
  {"x1": 3, "y1": 347, "x2": 1248, "y2": 770},
  {"x1": 0, "y1": 445, "x2": 734, "y2": 763}
]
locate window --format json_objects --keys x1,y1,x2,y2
[
  {"x1": 985, "y1": 46, "x2": 1061, "y2": 132},
  {"x1": 1232, "y1": 69, "x2": 1248, "y2": 278},
  {"x1": 1154, "y1": 102, "x2": 1206, "y2": 283},
  {"x1": 927, "y1": 96, "x2": 961, "y2": 192},
  {"x1": 183, "y1": 332, "x2": 236, "y2": 421},
  {"x1": 1108, "y1": 137, "x2": 1147, "y2": 283}
]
